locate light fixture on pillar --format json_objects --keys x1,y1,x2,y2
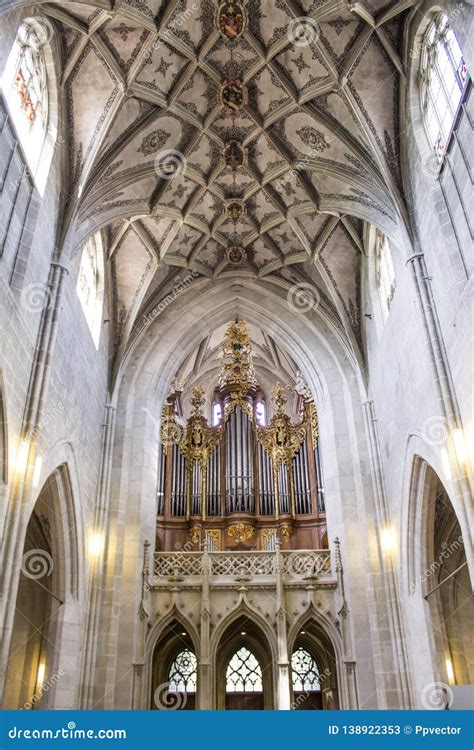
[
  {"x1": 36, "y1": 661, "x2": 46, "y2": 690},
  {"x1": 15, "y1": 440, "x2": 30, "y2": 475},
  {"x1": 89, "y1": 531, "x2": 104, "y2": 560},
  {"x1": 445, "y1": 657, "x2": 455, "y2": 685},
  {"x1": 380, "y1": 526, "x2": 396, "y2": 554},
  {"x1": 452, "y1": 428, "x2": 467, "y2": 464}
]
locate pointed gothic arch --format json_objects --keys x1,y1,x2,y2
[
  {"x1": 3, "y1": 463, "x2": 84, "y2": 709},
  {"x1": 150, "y1": 618, "x2": 199, "y2": 710},
  {"x1": 215, "y1": 615, "x2": 275, "y2": 710}
]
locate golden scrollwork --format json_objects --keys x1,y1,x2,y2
[
  {"x1": 190, "y1": 526, "x2": 201, "y2": 543},
  {"x1": 218, "y1": 320, "x2": 259, "y2": 420},
  {"x1": 308, "y1": 401, "x2": 319, "y2": 445},
  {"x1": 205, "y1": 529, "x2": 222, "y2": 550},
  {"x1": 227, "y1": 522, "x2": 255, "y2": 542}
]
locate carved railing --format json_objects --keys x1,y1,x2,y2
[{"x1": 152, "y1": 549, "x2": 332, "y2": 582}]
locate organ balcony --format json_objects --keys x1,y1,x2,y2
[{"x1": 151, "y1": 548, "x2": 335, "y2": 589}]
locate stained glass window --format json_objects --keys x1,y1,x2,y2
[
  {"x1": 13, "y1": 25, "x2": 47, "y2": 127},
  {"x1": 291, "y1": 647, "x2": 321, "y2": 692},
  {"x1": 76, "y1": 233, "x2": 104, "y2": 348},
  {"x1": 226, "y1": 647, "x2": 263, "y2": 692},
  {"x1": 168, "y1": 650, "x2": 197, "y2": 693},
  {"x1": 1, "y1": 21, "x2": 53, "y2": 194},
  {"x1": 421, "y1": 13, "x2": 469, "y2": 161},
  {"x1": 374, "y1": 231, "x2": 396, "y2": 322},
  {"x1": 212, "y1": 402, "x2": 222, "y2": 426}
]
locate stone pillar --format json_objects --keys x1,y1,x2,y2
[
  {"x1": 275, "y1": 542, "x2": 291, "y2": 710},
  {"x1": 362, "y1": 402, "x2": 413, "y2": 709},
  {"x1": 79, "y1": 404, "x2": 116, "y2": 708},
  {"x1": 0, "y1": 262, "x2": 68, "y2": 701},
  {"x1": 198, "y1": 543, "x2": 212, "y2": 709},
  {"x1": 407, "y1": 251, "x2": 473, "y2": 519}
]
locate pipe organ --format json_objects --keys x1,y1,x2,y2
[{"x1": 156, "y1": 321, "x2": 326, "y2": 551}]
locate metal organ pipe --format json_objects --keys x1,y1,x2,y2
[{"x1": 302, "y1": 441, "x2": 311, "y2": 513}]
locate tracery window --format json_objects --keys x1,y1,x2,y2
[
  {"x1": 291, "y1": 647, "x2": 321, "y2": 692},
  {"x1": 168, "y1": 650, "x2": 197, "y2": 693},
  {"x1": 421, "y1": 13, "x2": 469, "y2": 161},
  {"x1": 374, "y1": 231, "x2": 396, "y2": 322},
  {"x1": 226, "y1": 647, "x2": 263, "y2": 692},
  {"x1": 1, "y1": 21, "x2": 52, "y2": 192},
  {"x1": 76, "y1": 232, "x2": 104, "y2": 348}
]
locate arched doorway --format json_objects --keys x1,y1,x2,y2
[
  {"x1": 424, "y1": 473, "x2": 473, "y2": 687},
  {"x1": 151, "y1": 621, "x2": 197, "y2": 709},
  {"x1": 290, "y1": 620, "x2": 339, "y2": 709},
  {"x1": 3, "y1": 465, "x2": 81, "y2": 709},
  {"x1": 216, "y1": 615, "x2": 274, "y2": 710}
]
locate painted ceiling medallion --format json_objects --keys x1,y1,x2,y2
[
  {"x1": 220, "y1": 78, "x2": 248, "y2": 111},
  {"x1": 223, "y1": 140, "x2": 246, "y2": 170},
  {"x1": 226, "y1": 246, "x2": 246, "y2": 265},
  {"x1": 216, "y1": 1, "x2": 247, "y2": 41},
  {"x1": 225, "y1": 198, "x2": 245, "y2": 221}
]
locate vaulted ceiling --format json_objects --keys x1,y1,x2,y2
[{"x1": 30, "y1": 0, "x2": 414, "y2": 368}]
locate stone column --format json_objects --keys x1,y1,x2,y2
[
  {"x1": 0, "y1": 262, "x2": 68, "y2": 701},
  {"x1": 362, "y1": 402, "x2": 413, "y2": 709},
  {"x1": 275, "y1": 542, "x2": 291, "y2": 710},
  {"x1": 79, "y1": 403, "x2": 116, "y2": 708},
  {"x1": 198, "y1": 544, "x2": 212, "y2": 709}
]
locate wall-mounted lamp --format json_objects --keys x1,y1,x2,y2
[
  {"x1": 89, "y1": 532, "x2": 104, "y2": 560},
  {"x1": 380, "y1": 526, "x2": 396, "y2": 554}
]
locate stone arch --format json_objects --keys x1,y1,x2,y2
[
  {"x1": 3, "y1": 462, "x2": 85, "y2": 709},
  {"x1": 400, "y1": 443, "x2": 473, "y2": 706},
  {"x1": 147, "y1": 615, "x2": 200, "y2": 710},
  {"x1": 213, "y1": 611, "x2": 276, "y2": 710},
  {"x1": 288, "y1": 607, "x2": 347, "y2": 709}
]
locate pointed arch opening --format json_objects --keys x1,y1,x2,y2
[
  {"x1": 216, "y1": 615, "x2": 274, "y2": 710},
  {"x1": 420, "y1": 468, "x2": 473, "y2": 688},
  {"x1": 151, "y1": 620, "x2": 197, "y2": 710},
  {"x1": 3, "y1": 465, "x2": 82, "y2": 709},
  {"x1": 290, "y1": 620, "x2": 340, "y2": 710}
]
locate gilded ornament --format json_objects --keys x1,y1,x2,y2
[{"x1": 227, "y1": 522, "x2": 255, "y2": 542}]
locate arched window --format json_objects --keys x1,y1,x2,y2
[
  {"x1": 211, "y1": 402, "x2": 222, "y2": 426},
  {"x1": 226, "y1": 647, "x2": 263, "y2": 692},
  {"x1": 76, "y1": 232, "x2": 104, "y2": 348},
  {"x1": 255, "y1": 400, "x2": 266, "y2": 426},
  {"x1": 1, "y1": 20, "x2": 55, "y2": 193},
  {"x1": 291, "y1": 647, "x2": 321, "y2": 692},
  {"x1": 421, "y1": 13, "x2": 469, "y2": 161},
  {"x1": 168, "y1": 650, "x2": 197, "y2": 693},
  {"x1": 374, "y1": 230, "x2": 396, "y2": 323}
]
